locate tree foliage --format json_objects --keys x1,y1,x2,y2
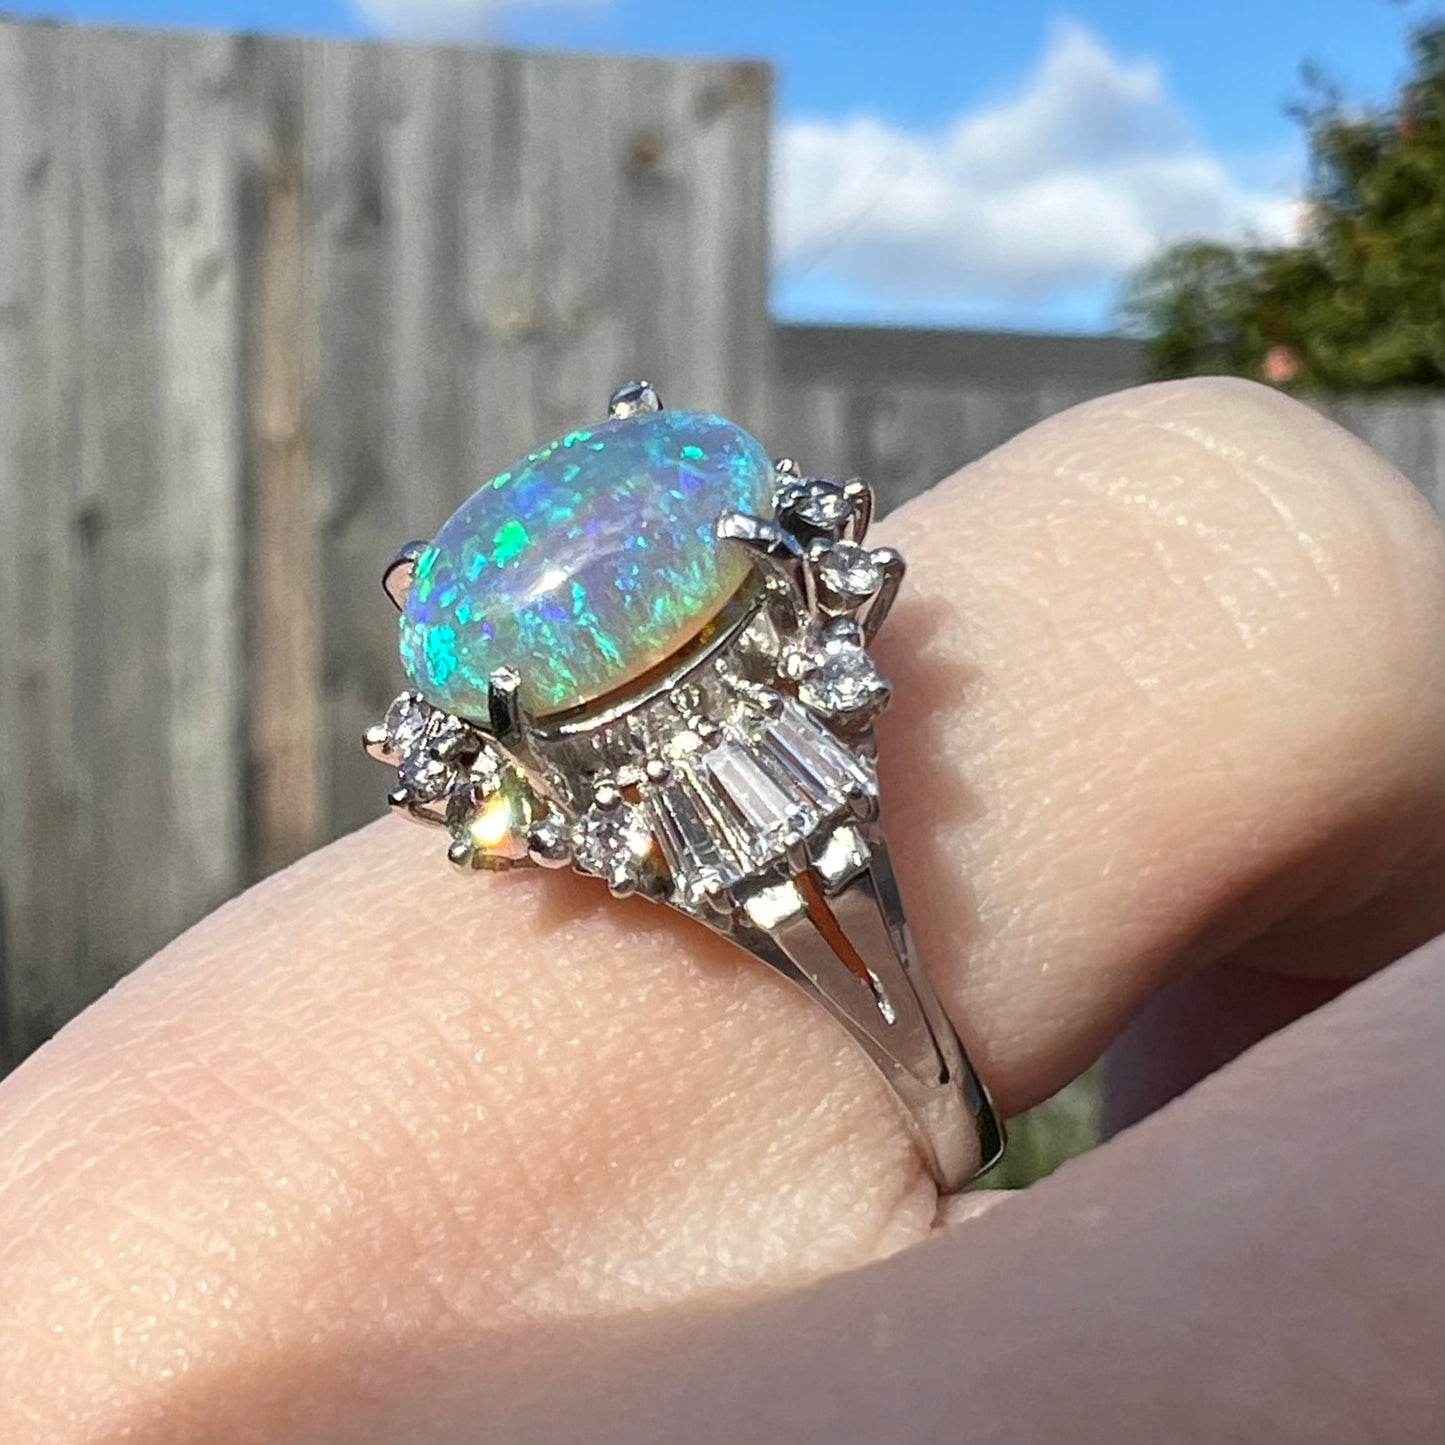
[{"x1": 1120, "y1": 18, "x2": 1445, "y2": 389}]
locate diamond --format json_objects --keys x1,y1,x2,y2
[
  {"x1": 663, "y1": 726, "x2": 708, "y2": 763},
  {"x1": 646, "y1": 773, "x2": 745, "y2": 908},
  {"x1": 798, "y1": 642, "x2": 890, "y2": 718},
  {"x1": 393, "y1": 710, "x2": 478, "y2": 802},
  {"x1": 467, "y1": 744, "x2": 504, "y2": 789},
  {"x1": 764, "y1": 697, "x2": 878, "y2": 802},
  {"x1": 702, "y1": 740, "x2": 816, "y2": 860},
  {"x1": 778, "y1": 477, "x2": 851, "y2": 531},
  {"x1": 398, "y1": 746, "x2": 453, "y2": 802},
  {"x1": 429, "y1": 714, "x2": 480, "y2": 763},
  {"x1": 818, "y1": 541, "x2": 884, "y2": 600},
  {"x1": 646, "y1": 713, "x2": 872, "y2": 907},
  {"x1": 668, "y1": 683, "x2": 705, "y2": 718},
  {"x1": 384, "y1": 691, "x2": 431, "y2": 755},
  {"x1": 572, "y1": 803, "x2": 655, "y2": 886}
]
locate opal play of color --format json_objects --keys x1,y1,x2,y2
[{"x1": 399, "y1": 409, "x2": 775, "y2": 717}]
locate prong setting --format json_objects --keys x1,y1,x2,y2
[
  {"x1": 841, "y1": 478, "x2": 874, "y2": 542},
  {"x1": 487, "y1": 667, "x2": 528, "y2": 749},
  {"x1": 526, "y1": 811, "x2": 574, "y2": 868},
  {"x1": 383, "y1": 541, "x2": 430, "y2": 611},
  {"x1": 363, "y1": 722, "x2": 394, "y2": 762},
  {"x1": 859, "y1": 545, "x2": 905, "y2": 639},
  {"x1": 715, "y1": 508, "x2": 805, "y2": 595},
  {"x1": 774, "y1": 476, "x2": 865, "y2": 545}
]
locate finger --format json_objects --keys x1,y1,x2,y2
[
  {"x1": 2, "y1": 380, "x2": 1443, "y2": 1443},
  {"x1": 1102, "y1": 761, "x2": 1445, "y2": 1127},
  {"x1": 879, "y1": 377, "x2": 1445, "y2": 1107},
  {"x1": 412, "y1": 935, "x2": 1444, "y2": 1445},
  {"x1": 1102, "y1": 964, "x2": 1350, "y2": 1133}
]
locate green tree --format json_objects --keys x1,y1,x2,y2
[{"x1": 1121, "y1": 18, "x2": 1445, "y2": 389}]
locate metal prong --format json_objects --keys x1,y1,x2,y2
[
  {"x1": 847, "y1": 785, "x2": 880, "y2": 822},
  {"x1": 363, "y1": 723, "x2": 394, "y2": 762},
  {"x1": 860, "y1": 547, "x2": 905, "y2": 640},
  {"x1": 841, "y1": 479, "x2": 874, "y2": 543},
  {"x1": 773, "y1": 456, "x2": 802, "y2": 479},
  {"x1": 593, "y1": 779, "x2": 623, "y2": 810},
  {"x1": 487, "y1": 667, "x2": 527, "y2": 747},
  {"x1": 716, "y1": 509, "x2": 803, "y2": 560},
  {"x1": 820, "y1": 614, "x2": 866, "y2": 649},
  {"x1": 607, "y1": 870, "x2": 638, "y2": 899},
  {"x1": 388, "y1": 787, "x2": 447, "y2": 830},
  {"x1": 383, "y1": 540, "x2": 430, "y2": 611},
  {"x1": 716, "y1": 509, "x2": 805, "y2": 596},
  {"x1": 702, "y1": 878, "x2": 737, "y2": 918},
  {"x1": 447, "y1": 837, "x2": 476, "y2": 870},
  {"x1": 607, "y1": 380, "x2": 662, "y2": 419},
  {"x1": 785, "y1": 838, "x2": 811, "y2": 873}
]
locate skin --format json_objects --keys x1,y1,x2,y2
[{"x1": 0, "y1": 378, "x2": 1442, "y2": 1443}]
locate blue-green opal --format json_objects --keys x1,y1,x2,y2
[{"x1": 399, "y1": 409, "x2": 775, "y2": 717}]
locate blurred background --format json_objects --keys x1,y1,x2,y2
[{"x1": 1, "y1": 0, "x2": 1440, "y2": 1187}]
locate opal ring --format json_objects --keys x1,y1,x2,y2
[{"x1": 363, "y1": 381, "x2": 1004, "y2": 1192}]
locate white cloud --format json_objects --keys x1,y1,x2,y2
[
  {"x1": 353, "y1": 0, "x2": 605, "y2": 40},
  {"x1": 776, "y1": 20, "x2": 1302, "y2": 310}
]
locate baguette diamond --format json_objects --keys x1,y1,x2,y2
[{"x1": 643, "y1": 700, "x2": 876, "y2": 910}]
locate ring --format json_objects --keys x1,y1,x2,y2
[{"x1": 363, "y1": 381, "x2": 1004, "y2": 1191}]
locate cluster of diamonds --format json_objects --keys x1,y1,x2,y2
[{"x1": 365, "y1": 463, "x2": 902, "y2": 921}]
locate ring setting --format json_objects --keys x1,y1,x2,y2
[{"x1": 364, "y1": 381, "x2": 1003, "y2": 1191}]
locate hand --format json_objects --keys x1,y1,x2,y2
[{"x1": 3, "y1": 379, "x2": 1442, "y2": 1444}]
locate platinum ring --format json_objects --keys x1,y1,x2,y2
[{"x1": 363, "y1": 381, "x2": 1004, "y2": 1192}]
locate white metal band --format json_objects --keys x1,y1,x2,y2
[{"x1": 724, "y1": 823, "x2": 1002, "y2": 1193}]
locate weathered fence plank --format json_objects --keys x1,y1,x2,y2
[
  {"x1": 305, "y1": 35, "x2": 399, "y2": 843},
  {"x1": 70, "y1": 27, "x2": 246, "y2": 1022},
  {"x1": 70, "y1": 27, "x2": 169, "y2": 991},
  {"x1": 775, "y1": 323, "x2": 1445, "y2": 524},
  {"x1": 241, "y1": 36, "x2": 322, "y2": 879},
  {"x1": 0, "y1": 21, "x2": 85, "y2": 1060},
  {"x1": 158, "y1": 29, "x2": 247, "y2": 945},
  {"x1": 773, "y1": 324, "x2": 1151, "y2": 512}
]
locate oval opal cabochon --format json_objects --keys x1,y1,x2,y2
[{"x1": 398, "y1": 409, "x2": 776, "y2": 718}]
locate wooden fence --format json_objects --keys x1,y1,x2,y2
[
  {"x1": 1, "y1": 16, "x2": 1441, "y2": 1072},
  {"x1": 0, "y1": 18, "x2": 771, "y2": 1067},
  {"x1": 772, "y1": 325, "x2": 1445, "y2": 518}
]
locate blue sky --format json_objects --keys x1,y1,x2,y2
[{"x1": 2, "y1": 0, "x2": 1423, "y2": 331}]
